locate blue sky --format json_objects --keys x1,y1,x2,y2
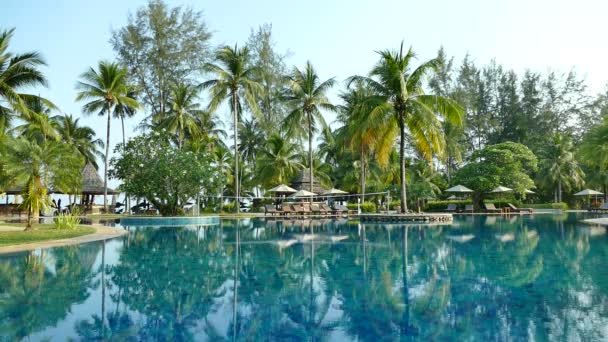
[{"x1": 3, "y1": 0, "x2": 608, "y2": 184}]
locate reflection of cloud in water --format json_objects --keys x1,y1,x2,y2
[
  {"x1": 580, "y1": 226, "x2": 606, "y2": 237},
  {"x1": 446, "y1": 234, "x2": 475, "y2": 243},
  {"x1": 495, "y1": 233, "x2": 515, "y2": 242}
]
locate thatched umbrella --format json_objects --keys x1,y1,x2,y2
[{"x1": 574, "y1": 189, "x2": 603, "y2": 209}]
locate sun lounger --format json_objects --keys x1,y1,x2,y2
[
  {"x1": 301, "y1": 203, "x2": 312, "y2": 216},
  {"x1": 321, "y1": 203, "x2": 334, "y2": 216},
  {"x1": 310, "y1": 203, "x2": 322, "y2": 215},
  {"x1": 334, "y1": 204, "x2": 356, "y2": 216},
  {"x1": 281, "y1": 204, "x2": 295, "y2": 216},
  {"x1": 484, "y1": 203, "x2": 502, "y2": 213},
  {"x1": 445, "y1": 204, "x2": 458, "y2": 212},
  {"x1": 507, "y1": 203, "x2": 534, "y2": 213},
  {"x1": 264, "y1": 204, "x2": 278, "y2": 216},
  {"x1": 464, "y1": 204, "x2": 474, "y2": 213}
]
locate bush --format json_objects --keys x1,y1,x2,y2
[
  {"x1": 54, "y1": 212, "x2": 81, "y2": 230},
  {"x1": 423, "y1": 199, "x2": 522, "y2": 212},
  {"x1": 527, "y1": 202, "x2": 568, "y2": 210},
  {"x1": 221, "y1": 202, "x2": 235, "y2": 213},
  {"x1": 346, "y1": 202, "x2": 377, "y2": 213},
  {"x1": 423, "y1": 200, "x2": 472, "y2": 212}
]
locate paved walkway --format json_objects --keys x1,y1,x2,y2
[{"x1": 0, "y1": 224, "x2": 127, "y2": 255}]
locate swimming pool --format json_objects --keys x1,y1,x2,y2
[{"x1": 0, "y1": 213, "x2": 607, "y2": 340}]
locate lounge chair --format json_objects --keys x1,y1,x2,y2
[
  {"x1": 301, "y1": 203, "x2": 312, "y2": 216},
  {"x1": 445, "y1": 204, "x2": 458, "y2": 212},
  {"x1": 484, "y1": 203, "x2": 502, "y2": 213},
  {"x1": 335, "y1": 204, "x2": 356, "y2": 216},
  {"x1": 264, "y1": 204, "x2": 278, "y2": 216},
  {"x1": 310, "y1": 203, "x2": 322, "y2": 216},
  {"x1": 281, "y1": 204, "x2": 295, "y2": 216},
  {"x1": 321, "y1": 203, "x2": 334, "y2": 216},
  {"x1": 507, "y1": 203, "x2": 534, "y2": 213},
  {"x1": 464, "y1": 204, "x2": 474, "y2": 213}
]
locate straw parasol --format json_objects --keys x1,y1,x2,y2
[
  {"x1": 289, "y1": 189, "x2": 317, "y2": 198},
  {"x1": 322, "y1": 188, "x2": 348, "y2": 195},
  {"x1": 490, "y1": 186, "x2": 513, "y2": 193},
  {"x1": 267, "y1": 184, "x2": 297, "y2": 194},
  {"x1": 574, "y1": 189, "x2": 603, "y2": 208},
  {"x1": 446, "y1": 185, "x2": 474, "y2": 193}
]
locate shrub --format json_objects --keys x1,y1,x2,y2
[
  {"x1": 346, "y1": 202, "x2": 377, "y2": 213},
  {"x1": 54, "y1": 212, "x2": 81, "y2": 230},
  {"x1": 423, "y1": 199, "x2": 522, "y2": 212},
  {"x1": 527, "y1": 202, "x2": 568, "y2": 210},
  {"x1": 221, "y1": 202, "x2": 235, "y2": 213},
  {"x1": 423, "y1": 200, "x2": 472, "y2": 212}
]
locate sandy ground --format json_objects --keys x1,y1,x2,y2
[{"x1": 0, "y1": 224, "x2": 127, "y2": 255}]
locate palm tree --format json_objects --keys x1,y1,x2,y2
[
  {"x1": 4, "y1": 138, "x2": 83, "y2": 230},
  {"x1": 202, "y1": 45, "x2": 262, "y2": 213},
  {"x1": 212, "y1": 145, "x2": 233, "y2": 212},
  {"x1": 348, "y1": 42, "x2": 464, "y2": 212},
  {"x1": 0, "y1": 28, "x2": 49, "y2": 124},
  {"x1": 337, "y1": 81, "x2": 395, "y2": 201},
  {"x1": 158, "y1": 83, "x2": 205, "y2": 149},
  {"x1": 283, "y1": 62, "x2": 336, "y2": 195},
  {"x1": 257, "y1": 134, "x2": 303, "y2": 186},
  {"x1": 238, "y1": 118, "x2": 265, "y2": 194},
  {"x1": 539, "y1": 134, "x2": 584, "y2": 203},
  {"x1": 13, "y1": 96, "x2": 58, "y2": 143},
  {"x1": 75, "y1": 61, "x2": 139, "y2": 212},
  {"x1": 53, "y1": 114, "x2": 104, "y2": 168},
  {"x1": 112, "y1": 87, "x2": 138, "y2": 148}
]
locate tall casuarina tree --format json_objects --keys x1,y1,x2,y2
[
  {"x1": 76, "y1": 61, "x2": 139, "y2": 212},
  {"x1": 283, "y1": 62, "x2": 336, "y2": 195},
  {"x1": 202, "y1": 45, "x2": 261, "y2": 213},
  {"x1": 349, "y1": 42, "x2": 464, "y2": 212}
]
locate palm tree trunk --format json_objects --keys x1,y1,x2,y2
[
  {"x1": 232, "y1": 94, "x2": 240, "y2": 214},
  {"x1": 399, "y1": 119, "x2": 408, "y2": 213},
  {"x1": 121, "y1": 116, "x2": 130, "y2": 215},
  {"x1": 558, "y1": 180, "x2": 562, "y2": 203},
  {"x1": 308, "y1": 116, "x2": 314, "y2": 199},
  {"x1": 104, "y1": 103, "x2": 111, "y2": 213},
  {"x1": 361, "y1": 150, "x2": 366, "y2": 203}
]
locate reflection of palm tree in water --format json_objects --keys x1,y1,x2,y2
[
  {"x1": 401, "y1": 226, "x2": 412, "y2": 339},
  {"x1": 233, "y1": 221, "x2": 240, "y2": 342}
]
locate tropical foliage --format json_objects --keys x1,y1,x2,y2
[{"x1": 110, "y1": 131, "x2": 219, "y2": 216}]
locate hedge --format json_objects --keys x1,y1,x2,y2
[
  {"x1": 423, "y1": 199, "x2": 523, "y2": 212},
  {"x1": 527, "y1": 202, "x2": 568, "y2": 210},
  {"x1": 346, "y1": 202, "x2": 377, "y2": 213}
]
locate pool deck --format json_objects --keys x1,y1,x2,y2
[{"x1": 0, "y1": 224, "x2": 127, "y2": 255}]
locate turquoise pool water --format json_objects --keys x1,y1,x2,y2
[{"x1": 1, "y1": 213, "x2": 607, "y2": 340}]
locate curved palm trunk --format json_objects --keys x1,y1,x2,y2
[
  {"x1": 232, "y1": 93, "x2": 240, "y2": 214},
  {"x1": 399, "y1": 119, "x2": 408, "y2": 213},
  {"x1": 104, "y1": 103, "x2": 111, "y2": 213}
]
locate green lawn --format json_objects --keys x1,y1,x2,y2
[{"x1": 0, "y1": 223, "x2": 95, "y2": 247}]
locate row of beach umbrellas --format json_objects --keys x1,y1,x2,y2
[
  {"x1": 266, "y1": 184, "x2": 348, "y2": 198},
  {"x1": 445, "y1": 185, "x2": 535, "y2": 195}
]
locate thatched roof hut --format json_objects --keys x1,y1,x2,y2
[
  {"x1": 290, "y1": 168, "x2": 327, "y2": 194},
  {"x1": 81, "y1": 162, "x2": 118, "y2": 195}
]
